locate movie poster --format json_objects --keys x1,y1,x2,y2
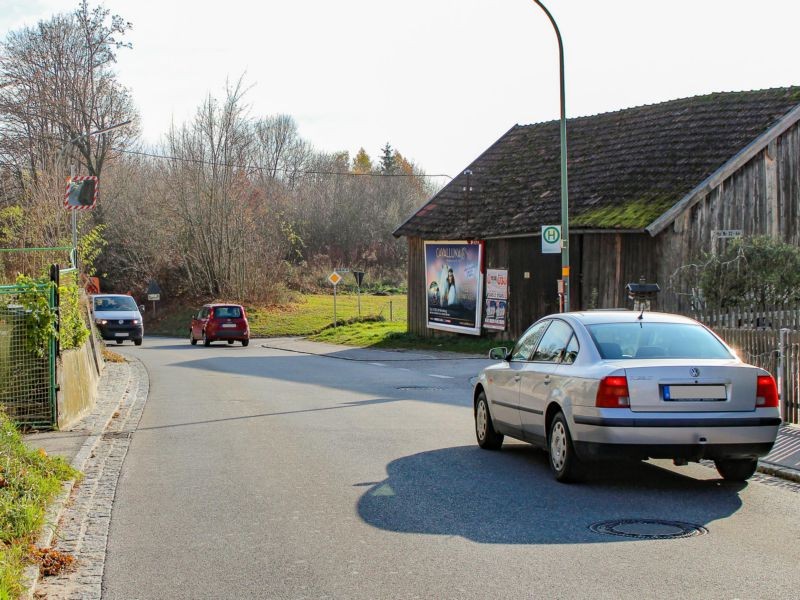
[
  {"x1": 424, "y1": 241, "x2": 483, "y2": 335},
  {"x1": 484, "y1": 269, "x2": 508, "y2": 331}
]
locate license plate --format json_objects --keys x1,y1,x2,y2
[
  {"x1": 222, "y1": 323, "x2": 236, "y2": 328},
  {"x1": 663, "y1": 385, "x2": 726, "y2": 401},
  {"x1": 114, "y1": 332, "x2": 129, "y2": 337}
]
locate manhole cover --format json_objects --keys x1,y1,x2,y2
[
  {"x1": 589, "y1": 519, "x2": 707, "y2": 540},
  {"x1": 101, "y1": 431, "x2": 132, "y2": 440},
  {"x1": 396, "y1": 386, "x2": 445, "y2": 391}
]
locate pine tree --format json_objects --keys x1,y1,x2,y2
[{"x1": 379, "y1": 142, "x2": 396, "y2": 174}]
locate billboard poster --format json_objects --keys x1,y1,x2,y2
[
  {"x1": 484, "y1": 269, "x2": 508, "y2": 331},
  {"x1": 425, "y1": 241, "x2": 483, "y2": 335}
]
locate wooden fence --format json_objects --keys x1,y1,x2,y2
[
  {"x1": 694, "y1": 306, "x2": 800, "y2": 331},
  {"x1": 710, "y1": 328, "x2": 800, "y2": 424}
]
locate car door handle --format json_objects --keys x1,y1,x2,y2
[
  {"x1": 513, "y1": 375, "x2": 521, "y2": 382},
  {"x1": 544, "y1": 375, "x2": 551, "y2": 385}
]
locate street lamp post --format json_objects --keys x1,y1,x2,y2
[
  {"x1": 60, "y1": 120, "x2": 131, "y2": 268},
  {"x1": 532, "y1": 0, "x2": 570, "y2": 312}
]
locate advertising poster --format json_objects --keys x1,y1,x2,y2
[
  {"x1": 484, "y1": 269, "x2": 508, "y2": 331},
  {"x1": 425, "y1": 241, "x2": 483, "y2": 335}
]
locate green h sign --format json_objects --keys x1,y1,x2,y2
[{"x1": 542, "y1": 225, "x2": 561, "y2": 254}]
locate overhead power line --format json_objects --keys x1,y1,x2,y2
[{"x1": 112, "y1": 147, "x2": 453, "y2": 180}]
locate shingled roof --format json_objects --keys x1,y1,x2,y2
[{"x1": 394, "y1": 87, "x2": 800, "y2": 239}]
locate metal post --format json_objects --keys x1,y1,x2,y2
[
  {"x1": 61, "y1": 119, "x2": 130, "y2": 271},
  {"x1": 389, "y1": 300, "x2": 393, "y2": 322},
  {"x1": 357, "y1": 286, "x2": 361, "y2": 318},
  {"x1": 333, "y1": 285, "x2": 338, "y2": 328},
  {"x1": 532, "y1": 0, "x2": 570, "y2": 311},
  {"x1": 779, "y1": 328, "x2": 790, "y2": 422},
  {"x1": 70, "y1": 163, "x2": 77, "y2": 265}
]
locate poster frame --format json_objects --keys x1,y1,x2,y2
[{"x1": 424, "y1": 240, "x2": 483, "y2": 336}]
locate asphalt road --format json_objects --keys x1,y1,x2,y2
[{"x1": 103, "y1": 336, "x2": 800, "y2": 599}]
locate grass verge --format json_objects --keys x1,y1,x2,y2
[
  {"x1": 0, "y1": 410, "x2": 78, "y2": 599},
  {"x1": 310, "y1": 319, "x2": 510, "y2": 355},
  {"x1": 146, "y1": 294, "x2": 406, "y2": 338}
]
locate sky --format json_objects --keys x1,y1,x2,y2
[{"x1": 2, "y1": 0, "x2": 799, "y2": 182}]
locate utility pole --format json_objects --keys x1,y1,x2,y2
[{"x1": 532, "y1": 0, "x2": 570, "y2": 311}]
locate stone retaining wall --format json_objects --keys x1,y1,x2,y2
[{"x1": 57, "y1": 324, "x2": 105, "y2": 429}]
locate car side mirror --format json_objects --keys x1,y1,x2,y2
[
  {"x1": 139, "y1": 305, "x2": 145, "y2": 312},
  {"x1": 489, "y1": 347, "x2": 509, "y2": 361}
]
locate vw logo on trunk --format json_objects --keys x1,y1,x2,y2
[
  {"x1": 690, "y1": 368, "x2": 700, "y2": 378},
  {"x1": 118, "y1": 320, "x2": 124, "y2": 324}
]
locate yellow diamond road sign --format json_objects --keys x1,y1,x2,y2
[{"x1": 328, "y1": 272, "x2": 342, "y2": 286}]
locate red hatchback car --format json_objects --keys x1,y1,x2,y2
[{"x1": 190, "y1": 304, "x2": 250, "y2": 347}]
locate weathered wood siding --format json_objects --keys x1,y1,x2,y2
[
  {"x1": 578, "y1": 233, "x2": 658, "y2": 311},
  {"x1": 483, "y1": 237, "x2": 561, "y2": 340},
  {"x1": 407, "y1": 236, "x2": 427, "y2": 336},
  {"x1": 407, "y1": 233, "x2": 657, "y2": 340},
  {"x1": 656, "y1": 121, "x2": 800, "y2": 312}
]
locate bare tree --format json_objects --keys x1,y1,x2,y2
[{"x1": 0, "y1": 0, "x2": 138, "y2": 185}]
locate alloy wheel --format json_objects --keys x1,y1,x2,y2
[
  {"x1": 550, "y1": 421, "x2": 567, "y2": 471},
  {"x1": 476, "y1": 401, "x2": 488, "y2": 441}
]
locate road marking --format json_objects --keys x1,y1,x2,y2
[
  {"x1": 369, "y1": 362, "x2": 386, "y2": 367},
  {"x1": 428, "y1": 374, "x2": 454, "y2": 379}
]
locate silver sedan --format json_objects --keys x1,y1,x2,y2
[{"x1": 473, "y1": 310, "x2": 781, "y2": 482}]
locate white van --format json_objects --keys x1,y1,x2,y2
[{"x1": 91, "y1": 294, "x2": 144, "y2": 346}]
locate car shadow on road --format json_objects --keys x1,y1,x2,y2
[{"x1": 356, "y1": 444, "x2": 745, "y2": 545}]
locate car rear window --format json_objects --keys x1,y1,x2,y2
[
  {"x1": 586, "y1": 322, "x2": 733, "y2": 360},
  {"x1": 214, "y1": 306, "x2": 242, "y2": 318}
]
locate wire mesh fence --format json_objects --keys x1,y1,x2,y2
[{"x1": 0, "y1": 282, "x2": 56, "y2": 428}]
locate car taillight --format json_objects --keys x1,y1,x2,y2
[
  {"x1": 756, "y1": 375, "x2": 779, "y2": 407},
  {"x1": 596, "y1": 376, "x2": 630, "y2": 408}
]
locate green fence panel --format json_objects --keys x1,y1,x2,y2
[{"x1": 0, "y1": 283, "x2": 56, "y2": 428}]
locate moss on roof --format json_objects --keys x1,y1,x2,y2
[{"x1": 571, "y1": 196, "x2": 675, "y2": 229}]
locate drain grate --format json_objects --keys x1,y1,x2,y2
[
  {"x1": 396, "y1": 386, "x2": 445, "y2": 391},
  {"x1": 101, "y1": 431, "x2": 132, "y2": 440},
  {"x1": 589, "y1": 519, "x2": 708, "y2": 540}
]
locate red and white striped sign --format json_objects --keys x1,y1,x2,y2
[{"x1": 63, "y1": 176, "x2": 99, "y2": 210}]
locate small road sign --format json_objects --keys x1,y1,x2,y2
[
  {"x1": 147, "y1": 294, "x2": 160, "y2": 301},
  {"x1": 328, "y1": 272, "x2": 342, "y2": 286},
  {"x1": 542, "y1": 225, "x2": 562, "y2": 254},
  {"x1": 352, "y1": 271, "x2": 365, "y2": 287},
  {"x1": 712, "y1": 229, "x2": 743, "y2": 239}
]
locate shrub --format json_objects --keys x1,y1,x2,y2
[
  {"x1": 699, "y1": 235, "x2": 800, "y2": 308},
  {"x1": 0, "y1": 408, "x2": 77, "y2": 598}
]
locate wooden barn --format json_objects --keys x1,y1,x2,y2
[{"x1": 393, "y1": 87, "x2": 800, "y2": 340}]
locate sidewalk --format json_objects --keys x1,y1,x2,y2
[
  {"x1": 25, "y1": 359, "x2": 134, "y2": 468},
  {"x1": 759, "y1": 423, "x2": 800, "y2": 482},
  {"x1": 22, "y1": 357, "x2": 150, "y2": 600}
]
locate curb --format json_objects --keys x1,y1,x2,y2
[
  {"x1": 757, "y1": 461, "x2": 800, "y2": 484},
  {"x1": 23, "y1": 359, "x2": 137, "y2": 600}
]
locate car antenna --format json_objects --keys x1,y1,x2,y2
[{"x1": 637, "y1": 305, "x2": 646, "y2": 320}]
